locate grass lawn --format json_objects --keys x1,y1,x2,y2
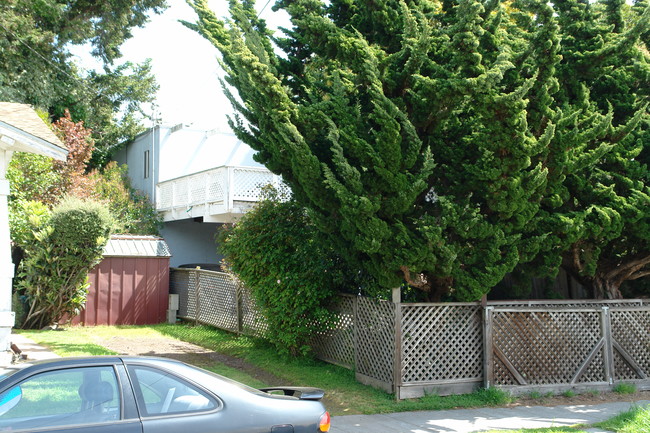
[{"x1": 19, "y1": 323, "x2": 514, "y2": 416}]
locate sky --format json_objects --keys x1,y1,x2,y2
[{"x1": 72, "y1": 0, "x2": 289, "y2": 132}]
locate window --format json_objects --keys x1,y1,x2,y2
[
  {"x1": 0, "y1": 366, "x2": 120, "y2": 431},
  {"x1": 144, "y1": 150, "x2": 150, "y2": 179},
  {"x1": 127, "y1": 365, "x2": 217, "y2": 416}
]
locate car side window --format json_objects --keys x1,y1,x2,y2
[
  {"x1": 0, "y1": 366, "x2": 120, "y2": 431},
  {"x1": 127, "y1": 365, "x2": 217, "y2": 416}
]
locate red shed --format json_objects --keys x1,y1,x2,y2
[{"x1": 74, "y1": 235, "x2": 172, "y2": 326}]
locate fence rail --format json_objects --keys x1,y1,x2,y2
[{"x1": 170, "y1": 268, "x2": 650, "y2": 398}]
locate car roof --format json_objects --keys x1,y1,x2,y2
[{"x1": 5, "y1": 355, "x2": 188, "y2": 372}]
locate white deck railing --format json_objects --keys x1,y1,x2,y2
[{"x1": 156, "y1": 166, "x2": 284, "y2": 222}]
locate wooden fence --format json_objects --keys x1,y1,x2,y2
[{"x1": 170, "y1": 268, "x2": 650, "y2": 399}]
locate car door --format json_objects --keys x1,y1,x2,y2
[
  {"x1": 0, "y1": 364, "x2": 142, "y2": 433},
  {"x1": 126, "y1": 364, "x2": 236, "y2": 433}
]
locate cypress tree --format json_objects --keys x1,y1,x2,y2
[{"x1": 187, "y1": 0, "x2": 649, "y2": 300}]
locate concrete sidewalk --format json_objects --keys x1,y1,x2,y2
[
  {"x1": 5, "y1": 334, "x2": 649, "y2": 433},
  {"x1": 5, "y1": 333, "x2": 59, "y2": 366},
  {"x1": 330, "y1": 400, "x2": 650, "y2": 433}
]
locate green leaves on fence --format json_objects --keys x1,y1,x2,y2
[{"x1": 218, "y1": 188, "x2": 374, "y2": 356}]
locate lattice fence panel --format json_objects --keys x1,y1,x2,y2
[
  {"x1": 207, "y1": 170, "x2": 225, "y2": 202},
  {"x1": 158, "y1": 183, "x2": 173, "y2": 209},
  {"x1": 494, "y1": 356, "x2": 516, "y2": 385},
  {"x1": 574, "y1": 349, "x2": 606, "y2": 384},
  {"x1": 233, "y1": 169, "x2": 275, "y2": 200},
  {"x1": 174, "y1": 181, "x2": 189, "y2": 206},
  {"x1": 355, "y1": 297, "x2": 394, "y2": 385},
  {"x1": 275, "y1": 181, "x2": 292, "y2": 199},
  {"x1": 401, "y1": 304, "x2": 482, "y2": 384},
  {"x1": 194, "y1": 272, "x2": 239, "y2": 332},
  {"x1": 614, "y1": 351, "x2": 638, "y2": 381},
  {"x1": 311, "y1": 295, "x2": 356, "y2": 369},
  {"x1": 492, "y1": 310, "x2": 604, "y2": 385},
  {"x1": 489, "y1": 300, "x2": 644, "y2": 309},
  {"x1": 611, "y1": 309, "x2": 650, "y2": 380},
  {"x1": 189, "y1": 174, "x2": 206, "y2": 204},
  {"x1": 238, "y1": 285, "x2": 268, "y2": 337}
]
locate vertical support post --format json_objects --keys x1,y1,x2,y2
[
  {"x1": 483, "y1": 306, "x2": 494, "y2": 389},
  {"x1": 227, "y1": 167, "x2": 234, "y2": 212},
  {"x1": 0, "y1": 150, "x2": 15, "y2": 362},
  {"x1": 601, "y1": 307, "x2": 614, "y2": 385},
  {"x1": 193, "y1": 269, "x2": 201, "y2": 326},
  {"x1": 235, "y1": 282, "x2": 243, "y2": 334},
  {"x1": 392, "y1": 287, "x2": 402, "y2": 399},
  {"x1": 353, "y1": 294, "x2": 359, "y2": 376}
]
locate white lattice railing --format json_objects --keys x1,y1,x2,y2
[{"x1": 156, "y1": 166, "x2": 286, "y2": 221}]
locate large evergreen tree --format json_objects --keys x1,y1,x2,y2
[
  {"x1": 0, "y1": 0, "x2": 166, "y2": 163},
  {"x1": 188, "y1": 0, "x2": 649, "y2": 300}
]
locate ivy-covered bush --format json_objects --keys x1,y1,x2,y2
[
  {"x1": 219, "y1": 188, "x2": 357, "y2": 356},
  {"x1": 17, "y1": 197, "x2": 112, "y2": 329}
]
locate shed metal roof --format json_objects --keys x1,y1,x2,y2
[{"x1": 103, "y1": 235, "x2": 171, "y2": 258}]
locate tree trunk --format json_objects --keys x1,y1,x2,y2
[
  {"x1": 592, "y1": 272, "x2": 623, "y2": 299},
  {"x1": 400, "y1": 267, "x2": 452, "y2": 301}
]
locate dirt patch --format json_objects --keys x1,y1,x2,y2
[{"x1": 95, "y1": 335, "x2": 285, "y2": 388}]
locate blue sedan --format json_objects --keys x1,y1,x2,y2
[{"x1": 0, "y1": 356, "x2": 330, "y2": 433}]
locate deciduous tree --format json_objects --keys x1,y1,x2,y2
[
  {"x1": 0, "y1": 0, "x2": 165, "y2": 160},
  {"x1": 8, "y1": 112, "x2": 162, "y2": 236}
]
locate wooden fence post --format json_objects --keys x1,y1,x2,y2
[
  {"x1": 353, "y1": 295, "x2": 359, "y2": 375},
  {"x1": 235, "y1": 283, "x2": 243, "y2": 334},
  {"x1": 392, "y1": 287, "x2": 402, "y2": 399},
  {"x1": 483, "y1": 306, "x2": 494, "y2": 389},
  {"x1": 601, "y1": 306, "x2": 614, "y2": 385},
  {"x1": 193, "y1": 269, "x2": 201, "y2": 326}
]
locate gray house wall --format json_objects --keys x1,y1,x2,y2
[
  {"x1": 113, "y1": 126, "x2": 162, "y2": 202},
  {"x1": 160, "y1": 219, "x2": 224, "y2": 268},
  {"x1": 113, "y1": 124, "x2": 263, "y2": 269}
]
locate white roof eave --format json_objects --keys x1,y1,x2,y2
[{"x1": 0, "y1": 121, "x2": 67, "y2": 161}]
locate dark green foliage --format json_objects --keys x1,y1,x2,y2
[
  {"x1": 16, "y1": 197, "x2": 112, "y2": 329},
  {"x1": 189, "y1": 0, "x2": 649, "y2": 300},
  {"x1": 218, "y1": 188, "x2": 367, "y2": 356},
  {"x1": 523, "y1": 0, "x2": 650, "y2": 298},
  {"x1": 0, "y1": 0, "x2": 165, "y2": 161},
  {"x1": 90, "y1": 162, "x2": 163, "y2": 235}
]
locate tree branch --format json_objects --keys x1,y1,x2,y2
[{"x1": 606, "y1": 253, "x2": 650, "y2": 281}]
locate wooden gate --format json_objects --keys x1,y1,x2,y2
[{"x1": 484, "y1": 304, "x2": 650, "y2": 394}]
